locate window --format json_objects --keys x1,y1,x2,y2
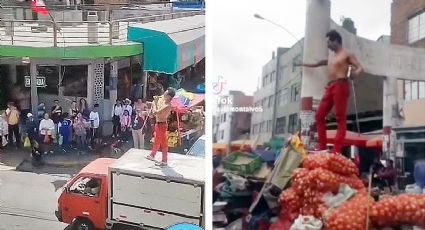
[
  {"x1": 420, "y1": 82, "x2": 425, "y2": 98},
  {"x1": 221, "y1": 130, "x2": 224, "y2": 139},
  {"x1": 292, "y1": 55, "x2": 301, "y2": 72},
  {"x1": 278, "y1": 88, "x2": 288, "y2": 106},
  {"x1": 37, "y1": 65, "x2": 59, "y2": 95},
  {"x1": 404, "y1": 80, "x2": 425, "y2": 100},
  {"x1": 263, "y1": 74, "x2": 270, "y2": 86},
  {"x1": 408, "y1": 12, "x2": 425, "y2": 43},
  {"x1": 261, "y1": 98, "x2": 267, "y2": 107},
  {"x1": 279, "y1": 66, "x2": 285, "y2": 79},
  {"x1": 267, "y1": 120, "x2": 272, "y2": 132},
  {"x1": 270, "y1": 71, "x2": 276, "y2": 82},
  {"x1": 69, "y1": 177, "x2": 101, "y2": 197},
  {"x1": 62, "y1": 65, "x2": 89, "y2": 97},
  {"x1": 252, "y1": 124, "x2": 258, "y2": 134},
  {"x1": 260, "y1": 121, "x2": 266, "y2": 133},
  {"x1": 288, "y1": 113, "x2": 298, "y2": 134},
  {"x1": 276, "y1": 116, "x2": 286, "y2": 134},
  {"x1": 291, "y1": 83, "x2": 301, "y2": 102},
  {"x1": 268, "y1": 95, "x2": 274, "y2": 107}
]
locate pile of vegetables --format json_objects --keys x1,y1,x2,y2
[
  {"x1": 278, "y1": 153, "x2": 366, "y2": 224},
  {"x1": 275, "y1": 152, "x2": 425, "y2": 229},
  {"x1": 371, "y1": 194, "x2": 425, "y2": 228}
]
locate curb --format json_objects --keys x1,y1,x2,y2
[{"x1": 21, "y1": 158, "x2": 93, "y2": 168}]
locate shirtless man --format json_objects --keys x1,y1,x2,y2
[
  {"x1": 297, "y1": 30, "x2": 363, "y2": 154},
  {"x1": 146, "y1": 88, "x2": 176, "y2": 166}
]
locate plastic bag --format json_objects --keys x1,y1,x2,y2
[
  {"x1": 59, "y1": 135, "x2": 63, "y2": 146},
  {"x1": 405, "y1": 184, "x2": 422, "y2": 194},
  {"x1": 322, "y1": 184, "x2": 357, "y2": 208},
  {"x1": 290, "y1": 215, "x2": 323, "y2": 230},
  {"x1": 414, "y1": 160, "x2": 425, "y2": 189},
  {"x1": 2, "y1": 136, "x2": 8, "y2": 147},
  {"x1": 24, "y1": 137, "x2": 31, "y2": 148}
]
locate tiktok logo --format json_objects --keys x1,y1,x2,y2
[{"x1": 212, "y1": 75, "x2": 227, "y2": 95}]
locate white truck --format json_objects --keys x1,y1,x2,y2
[{"x1": 56, "y1": 148, "x2": 204, "y2": 230}]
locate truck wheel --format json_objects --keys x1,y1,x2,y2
[{"x1": 73, "y1": 218, "x2": 94, "y2": 230}]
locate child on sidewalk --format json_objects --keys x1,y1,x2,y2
[{"x1": 59, "y1": 113, "x2": 72, "y2": 153}]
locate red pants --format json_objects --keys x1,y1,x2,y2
[
  {"x1": 150, "y1": 123, "x2": 168, "y2": 163},
  {"x1": 316, "y1": 80, "x2": 350, "y2": 154}
]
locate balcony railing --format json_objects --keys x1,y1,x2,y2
[{"x1": 0, "y1": 10, "x2": 204, "y2": 47}]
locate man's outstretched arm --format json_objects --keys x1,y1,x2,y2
[{"x1": 296, "y1": 59, "x2": 328, "y2": 68}]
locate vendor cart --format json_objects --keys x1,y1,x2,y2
[{"x1": 149, "y1": 90, "x2": 205, "y2": 154}]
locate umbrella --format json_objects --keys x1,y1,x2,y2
[
  {"x1": 366, "y1": 136, "x2": 383, "y2": 148},
  {"x1": 326, "y1": 130, "x2": 370, "y2": 147}
]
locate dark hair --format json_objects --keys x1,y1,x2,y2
[
  {"x1": 54, "y1": 99, "x2": 59, "y2": 102},
  {"x1": 166, "y1": 87, "x2": 176, "y2": 98},
  {"x1": 326, "y1": 30, "x2": 342, "y2": 44},
  {"x1": 389, "y1": 159, "x2": 394, "y2": 165},
  {"x1": 63, "y1": 112, "x2": 69, "y2": 118}
]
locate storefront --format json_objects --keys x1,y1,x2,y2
[
  {"x1": 127, "y1": 14, "x2": 205, "y2": 98},
  {"x1": 0, "y1": 43, "x2": 143, "y2": 122},
  {"x1": 393, "y1": 126, "x2": 425, "y2": 188}
]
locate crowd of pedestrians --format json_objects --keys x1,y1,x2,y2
[{"x1": 0, "y1": 97, "x2": 151, "y2": 166}]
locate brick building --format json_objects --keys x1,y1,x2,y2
[
  {"x1": 390, "y1": 0, "x2": 425, "y2": 185},
  {"x1": 391, "y1": 0, "x2": 425, "y2": 47}
]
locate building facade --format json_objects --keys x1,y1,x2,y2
[
  {"x1": 391, "y1": 0, "x2": 425, "y2": 183},
  {"x1": 251, "y1": 45, "x2": 302, "y2": 145},
  {"x1": 251, "y1": 29, "x2": 384, "y2": 147},
  {"x1": 213, "y1": 91, "x2": 253, "y2": 145}
]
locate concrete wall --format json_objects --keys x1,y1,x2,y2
[
  {"x1": 391, "y1": 0, "x2": 425, "y2": 47},
  {"x1": 38, "y1": 10, "x2": 83, "y2": 22},
  {"x1": 331, "y1": 21, "x2": 425, "y2": 82},
  {"x1": 402, "y1": 99, "x2": 425, "y2": 126}
]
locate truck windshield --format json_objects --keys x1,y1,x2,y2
[{"x1": 187, "y1": 138, "x2": 205, "y2": 157}]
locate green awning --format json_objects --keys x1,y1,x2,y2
[{"x1": 127, "y1": 15, "x2": 205, "y2": 74}]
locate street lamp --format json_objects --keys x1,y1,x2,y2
[
  {"x1": 254, "y1": 14, "x2": 302, "y2": 49},
  {"x1": 254, "y1": 13, "x2": 303, "y2": 138}
]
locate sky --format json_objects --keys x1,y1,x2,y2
[{"x1": 211, "y1": 0, "x2": 392, "y2": 96}]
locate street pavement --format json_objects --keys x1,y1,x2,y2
[{"x1": 0, "y1": 166, "x2": 80, "y2": 230}]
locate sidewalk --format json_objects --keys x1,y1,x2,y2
[
  {"x1": 0, "y1": 139, "x2": 134, "y2": 170},
  {"x1": 0, "y1": 148, "x2": 28, "y2": 170}
]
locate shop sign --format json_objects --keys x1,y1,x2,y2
[{"x1": 24, "y1": 76, "x2": 47, "y2": 88}]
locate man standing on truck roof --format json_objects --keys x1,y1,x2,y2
[
  {"x1": 296, "y1": 30, "x2": 363, "y2": 154},
  {"x1": 146, "y1": 88, "x2": 176, "y2": 166}
]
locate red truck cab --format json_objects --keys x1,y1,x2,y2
[{"x1": 56, "y1": 158, "x2": 116, "y2": 230}]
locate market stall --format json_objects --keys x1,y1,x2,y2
[
  {"x1": 213, "y1": 134, "x2": 425, "y2": 230},
  {"x1": 150, "y1": 89, "x2": 205, "y2": 153}
]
